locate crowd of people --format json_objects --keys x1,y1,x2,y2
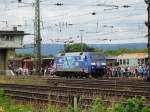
[
  {"x1": 106, "y1": 65, "x2": 149, "y2": 79},
  {"x1": 8, "y1": 64, "x2": 31, "y2": 76},
  {"x1": 8, "y1": 62, "x2": 150, "y2": 79},
  {"x1": 41, "y1": 66, "x2": 56, "y2": 76},
  {"x1": 8, "y1": 63, "x2": 56, "y2": 76}
]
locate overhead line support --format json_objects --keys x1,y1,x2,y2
[{"x1": 145, "y1": 0, "x2": 150, "y2": 79}]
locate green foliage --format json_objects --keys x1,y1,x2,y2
[
  {"x1": 65, "y1": 43, "x2": 96, "y2": 52},
  {"x1": 104, "y1": 48, "x2": 148, "y2": 56},
  {"x1": 64, "y1": 43, "x2": 148, "y2": 56},
  {"x1": 90, "y1": 98, "x2": 107, "y2": 112},
  {"x1": 46, "y1": 105, "x2": 61, "y2": 112},
  {"x1": 42, "y1": 54, "x2": 54, "y2": 58},
  {"x1": 105, "y1": 48, "x2": 129, "y2": 56},
  {"x1": 125, "y1": 98, "x2": 136, "y2": 112},
  {"x1": 0, "y1": 89, "x2": 11, "y2": 111},
  {"x1": 9, "y1": 105, "x2": 33, "y2": 112},
  {"x1": 66, "y1": 105, "x2": 82, "y2": 112},
  {"x1": 0, "y1": 89, "x2": 33, "y2": 112},
  {"x1": 89, "y1": 97, "x2": 150, "y2": 112},
  {"x1": 66, "y1": 106, "x2": 75, "y2": 112},
  {"x1": 0, "y1": 88, "x2": 149, "y2": 112},
  {"x1": 142, "y1": 107, "x2": 150, "y2": 112},
  {"x1": 112, "y1": 102, "x2": 125, "y2": 112},
  {"x1": 125, "y1": 97, "x2": 146, "y2": 112}
]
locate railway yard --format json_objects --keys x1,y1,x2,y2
[
  {"x1": 0, "y1": 0, "x2": 150, "y2": 111},
  {"x1": 0, "y1": 77, "x2": 150, "y2": 108}
]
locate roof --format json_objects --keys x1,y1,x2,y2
[
  {"x1": 106, "y1": 56, "x2": 117, "y2": 60},
  {"x1": 24, "y1": 59, "x2": 34, "y2": 62},
  {"x1": 56, "y1": 52, "x2": 104, "y2": 57},
  {"x1": 42, "y1": 58, "x2": 54, "y2": 60},
  {"x1": 0, "y1": 31, "x2": 28, "y2": 36},
  {"x1": 118, "y1": 53, "x2": 148, "y2": 59},
  {"x1": 9, "y1": 58, "x2": 24, "y2": 61},
  {"x1": 9, "y1": 57, "x2": 33, "y2": 61},
  {"x1": 9, "y1": 57, "x2": 54, "y2": 61}
]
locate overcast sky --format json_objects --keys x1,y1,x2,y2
[{"x1": 0, "y1": 0, "x2": 148, "y2": 44}]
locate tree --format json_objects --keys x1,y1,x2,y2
[
  {"x1": 65, "y1": 43, "x2": 96, "y2": 52},
  {"x1": 104, "y1": 48, "x2": 148, "y2": 56}
]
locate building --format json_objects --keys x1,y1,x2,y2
[
  {"x1": 117, "y1": 53, "x2": 148, "y2": 66},
  {"x1": 8, "y1": 57, "x2": 34, "y2": 70},
  {"x1": 8, "y1": 57, "x2": 54, "y2": 71},
  {"x1": 106, "y1": 56, "x2": 118, "y2": 66},
  {"x1": 0, "y1": 27, "x2": 26, "y2": 74}
]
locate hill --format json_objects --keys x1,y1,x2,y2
[{"x1": 16, "y1": 43, "x2": 147, "y2": 56}]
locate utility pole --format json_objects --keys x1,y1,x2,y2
[
  {"x1": 145, "y1": 0, "x2": 150, "y2": 79},
  {"x1": 17, "y1": 1, "x2": 63, "y2": 76},
  {"x1": 17, "y1": 0, "x2": 42, "y2": 75},
  {"x1": 34, "y1": 1, "x2": 63, "y2": 75},
  {"x1": 80, "y1": 30, "x2": 84, "y2": 53},
  {"x1": 35, "y1": 0, "x2": 42, "y2": 75}
]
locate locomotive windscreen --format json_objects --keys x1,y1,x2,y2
[{"x1": 91, "y1": 54, "x2": 105, "y2": 60}]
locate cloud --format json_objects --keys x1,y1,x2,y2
[{"x1": 0, "y1": 0, "x2": 148, "y2": 44}]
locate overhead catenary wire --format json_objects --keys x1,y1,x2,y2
[
  {"x1": 4, "y1": 0, "x2": 145, "y2": 23},
  {"x1": 0, "y1": 0, "x2": 146, "y2": 44}
]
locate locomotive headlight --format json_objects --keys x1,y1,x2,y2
[
  {"x1": 101, "y1": 63, "x2": 106, "y2": 66},
  {"x1": 91, "y1": 62, "x2": 96, "y2": 65}
]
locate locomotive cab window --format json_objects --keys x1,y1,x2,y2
[{"x1": 85, "y1": 56, "x2": 87, "y2": 60}]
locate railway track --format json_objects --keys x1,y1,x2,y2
[
  {"x1": 47, "y1": 78, "x2": 150, "y2": 92},
  {"x1": 0, "y1": 80, "x2": 150, "y2": 108}
]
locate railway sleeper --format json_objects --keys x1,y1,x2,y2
[
  {"x1": 5, "y1": 91, "x2": 49, "y2": 100},
  {"x1": 7, "y1": 94, "x2": 48, "y2": 102}
]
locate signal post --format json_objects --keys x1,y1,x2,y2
[{"x1": 145, "y1": 0, "x2": 150, "y2": 78}]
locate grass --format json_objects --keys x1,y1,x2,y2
[
  {"x1": 0, "y1": 88, "x2": 149, "y2": 112},
  {"x1": 0, "y1": 75, "x2": 48, "y2": 85}
]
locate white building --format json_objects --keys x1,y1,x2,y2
[
  {"x1": 0, "y1": 27, "x2": 26, "y2": 73},
  {"x1": 117, "y1": 53, "x2": 148, "y2": 66}
]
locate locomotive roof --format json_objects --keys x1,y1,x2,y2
[{"x1": 56, "y1": 52, "x2": 104, "y2": 57}]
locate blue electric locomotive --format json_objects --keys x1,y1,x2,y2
[{"x1": 54, "y1": 52, "x2": 106, "y2": 78}]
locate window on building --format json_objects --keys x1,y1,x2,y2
[
  {"x1": 1, "y1": 36, "x2": 14, "y2": 41},
  {"x1": 6, "y1": 36, "x2": 10, "y2": 41},
  {"x1": 141, "y1": 59, "x2": 144, "y2": 64},
  {"x1": 123, "y1": 59, "x2": 126, "y2": 65},
  {"x1": 127, "y1": 59, "x2": 129, "y2": 65},
  {"x1": 138, "y1": 59, "x2": 141, "y2": 65},
  {"x1": 119, "y1": 59, "x2": 122, "y2": 65},
  {"x1": 1, "y1": 36, "x2": 6, "y2": 41},
  {"x1": 10, "y1": 36, "x2": 14, "y2": 41}
]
